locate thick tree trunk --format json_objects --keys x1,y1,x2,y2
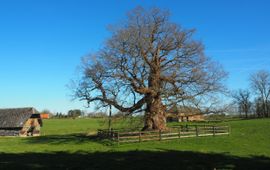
[
  {"x1": 142, "y1": 96, "x2": 167, "y2": 131},
  {"x1": 141, "y1": 62, "x2": 167, "y2": 131}
]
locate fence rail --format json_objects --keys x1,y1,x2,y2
[{"x1": 97, "y1": 124, "x2": 230, "y2": 144}]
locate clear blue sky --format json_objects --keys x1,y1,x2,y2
[{"x1": 0, "y1": 0, "x2": 269, "y2": 113}]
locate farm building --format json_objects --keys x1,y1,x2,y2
[
  {"x1": 167, "y1": 105, "x2": 205, "y2": 122},
  {"x1": 0, "y1": 107, "x2": 42, "y2": 136},
  {"x1": 40, "y1": 113, "x2": 50, "y2": 119}
]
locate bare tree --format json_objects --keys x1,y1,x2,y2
[
  {"x1": 250, "y1": 70, "x2": 270, "y2": 117},
  {"x1": 73, "y1": 7, "x2": 227, "y2": 130},
  {"x1": 232, "y1": 89, "x2": 252, "y2": 118}
]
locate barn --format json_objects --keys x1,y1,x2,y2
[{"x1": 0, "y1": 107, "x2": 42, "y2": 136}]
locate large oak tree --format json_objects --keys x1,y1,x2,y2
[{"x1": 74, "y1": 7, "x2": 227, "y2": 130}]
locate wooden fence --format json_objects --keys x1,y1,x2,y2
[{"x1": 97, "y1": 125, "x2": 230, "y2": 144}]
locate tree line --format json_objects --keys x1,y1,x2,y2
[
  {"x1": 41, "y1": 109, "x2": 85, "y2": 119},
  {"x1": 232, "y1": 70, "x2": 270, "y2": 118},
  {"x1": 41, "y1": 109, "x2": 123, "y2": 119}
]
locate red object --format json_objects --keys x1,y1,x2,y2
[{"x1": 40, "y1": 114, "x2": 49, "y2": 119}]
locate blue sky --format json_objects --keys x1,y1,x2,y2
[{"x1": 0, "y1": 0, "x2": 269, "y2": 113}]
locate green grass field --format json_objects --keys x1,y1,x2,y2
[{"x1": 0, "y1": 118, "x2": 269, "y2": 169}]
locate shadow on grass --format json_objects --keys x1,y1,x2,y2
[
  {"x1": 24, "y1": 133, "x2": 114, "y2": 146},
  {"x1": 0, "y1": 150, "x2": 269, "y2": 170}
]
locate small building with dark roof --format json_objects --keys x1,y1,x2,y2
[
  {"x1": 0, "y1": 107, "x2": 42, "y2": 136},
  {"x1": 167, "y1": 105, "x2": 205, "y2": 122}
]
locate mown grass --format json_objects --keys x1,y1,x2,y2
[{"x1": 0, "y1": 118, "x2": 269, "y2": 169}]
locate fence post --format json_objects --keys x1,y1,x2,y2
[
  {"x1": 109, "y1": 129, "x2": 112, "y2": 139},
  {"x1": 195, "y1": 125, "x2": 198, "y2": 137},
  {"x1": 178, "y1": 127, "x2": 181, "y2": 138},
  {"x1": 139, "y1": 131, "x2": 141, "y2": 142},
  {"x1": 159, "y1": 130, "x2": 162, "y2": 141},
  {"x1": 213, "y1": 126, "x2": 215, "y2": 137},
  {"x1": 117, "y1": 132, "x2": 120, "y2": 145}
]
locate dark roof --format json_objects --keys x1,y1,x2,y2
[{"x1": 0, "y1": 107, "x2": 39, "y2": 128}]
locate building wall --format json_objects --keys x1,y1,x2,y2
[
  {"x1": 167, "y1": 114, "x2": 205, "y2": 122},
  {"x1": 0, "y1": 119, "x2": 41, "y2": 136},
  {"x1": 20, "y1": 118, "x2": 41, "y2": 137},
  {"x1": 188, "y1": 115, "x2": 204, "y2": 121},
  {"x1": 40, "y1": 114, "x2": 49, "y2": 119}
]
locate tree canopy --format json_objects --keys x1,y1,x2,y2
[{"x1": 73, "y1": 7, "x2": 227, "y2": 130}]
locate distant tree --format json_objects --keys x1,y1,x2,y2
[
  {"x1": 73, "y1": 7, "x2": 227, "y2": 130},
  {"x1": 58, "y1": 112, "x2": 64, "y2": 118},
  {"x1": 40, "y1": 109, "x2": 52, "y2": 115},
  {"x1": 80, "y1": 110, "x2": 86, "y2": 117},
  {"x1": 250, "y1": 70, "x2": 270, "y2": 117},
  {"x1": 90, "y1": 112, "x2": 108, "y2": 118},
  {"x1": 232, "y1": 89, "x2": 252, "y2": 118},
  {"x1": 254, "y1": 97, "x2": 270, "y2": 117},
  {"x1": 87, "y1": 112, "x2": 97, "y2": 118},
  {"x1": 113, "y1": 111, "x2": 126, "y2": 118},
  {"x1": 67, "y1": 109, "x2": 82, "y2": 119},
  {"x1": 53, "y1": 112, "x2": 63, "y2": 118},
  {"x1": 254, "y1": 97, "x2": 264, "y2": 117}
]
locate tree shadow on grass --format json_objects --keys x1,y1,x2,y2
[
  {"x1": 24, "y1": 133, "x2": 114, "y2": 146},
  {"x1": 0, "y1": 150, "x2": 269, "y2": 170},
  {"x1": 20, "y1": 135, "x2": 270, "y2": 169}
]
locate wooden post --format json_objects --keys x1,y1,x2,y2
[
  {"x1": 213, "y1": 126, "x2": 215, "y2": 136},
  {"x1": 181, "y1": 125, "x2": 183, "y2": 133},
  {"x1": 195, "y1": 125, "x2": 198, "y2": 137},
  {"x1": 139, "y1": 132, "x2": 141, "y2": 142},
  {"x1": 117, "y1": 132, "x2": 120, "y2": 145},
  {"x1": 159, "y1": 130, "x2": 162, "y2": 141},
  {"x1": 111, "y1": 128, "x2": 114, "y2": 139},
  {"x1": 108, "y1": 105, "x2": 112, "y2": 132},
  {"x1": 178, "y1": 127, "x2": 181, "y2": 138},
  {"x1": 110, "y1": 132, "x2": 114, "y2": 141}
]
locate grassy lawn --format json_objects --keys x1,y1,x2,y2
[{"x1": 0, "y1": 118, "x2": 269, "y2": 169}]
